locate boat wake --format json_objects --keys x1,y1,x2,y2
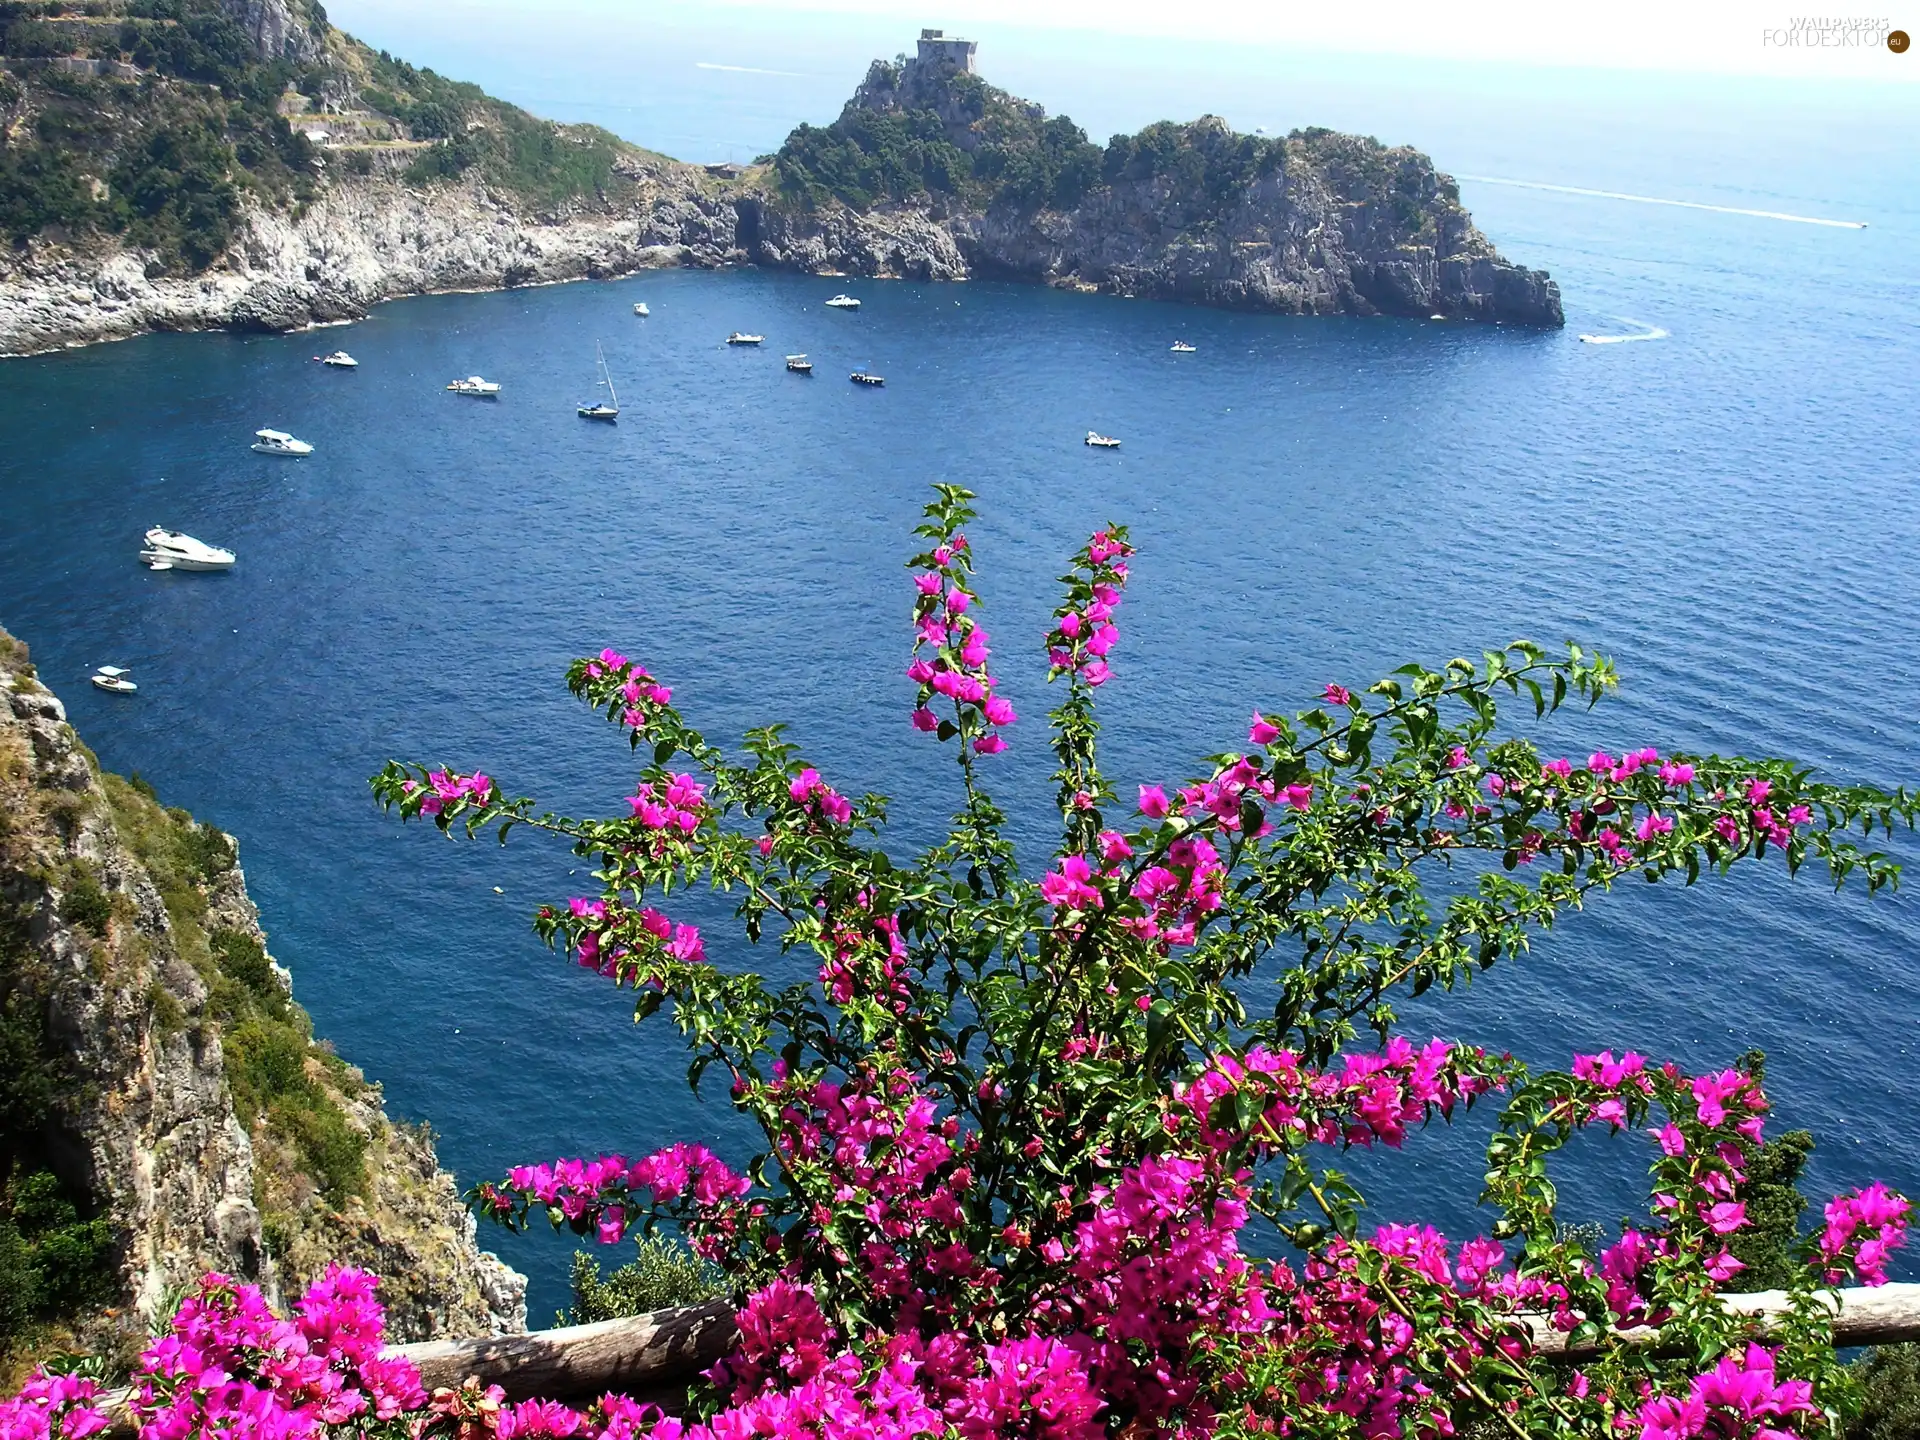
[{"x1": 1578, "y1": 318, "x2": 1669, "y2": 345}]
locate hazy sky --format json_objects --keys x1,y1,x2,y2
[{"x1": 325, "y1": 0, "x2": 1918, "y2": 82}]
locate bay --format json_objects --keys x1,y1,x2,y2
[{"x1": 2, "y1": 101, "x2": 1917, "y2": 1313}]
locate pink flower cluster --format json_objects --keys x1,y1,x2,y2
[
  {"x1": 820, "y1": 897, "x2": 912, "y2": 1012},
  {"x1": 0, "y1": 1374, "x2": 107, "y2": 1440},
  {"x1": 564, "y1": 897, "x2": 706, "y2": 978},
  {"x1": 407, "y1": 769, "x2": 494, "y2": 815},
  {"x1": 1818, "y1": 1182, "x2": 1911, "y2": 1285},
  {"x1": 1261, "y1": 1226, "x2": 1571, "y2": 1438},
  {"x1": 1179, "y1": 1038, "x2": 1504, "y2": 1155},
  {"x1": 488, "y1": 1143, "x2": 751, "y2": 1249},
  {"x1": 788, "y1": 768, "x2": 853, "y2": 826},
  {"x1": 139, "y1": 1268, "x2": 423, "y2": 1440},
  {"x1": 1044, "y1": 529, "x2": 1133, "y2": 690},
  {"x1": 1636, "y1": 1344, "x2": 1815, "y2": 1440},
  {"x1": 583, "y1": 648, "x2": 674, "y2": 735},
  {"x1": 908, "y1": 533, "x2": 1015, "y2": 757},
  {"x1": 628, "y1": 774, "x2": 707, "y2": 837}
]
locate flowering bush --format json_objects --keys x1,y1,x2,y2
[{"x1": 11, "y1": 488, "x2": 1918, "y2": 1440}]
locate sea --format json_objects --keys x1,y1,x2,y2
[{"x1": 2, "y1": 13, "x2": 1918, "y2": 1319}]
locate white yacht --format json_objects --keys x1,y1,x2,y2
[
  {"x1": 1170, "y1": 341, "x2": 1197, "y2": 354},
  {"x1": 91, "y1": 666, "x2": 137, "y2": 695},
  {"x1": 785, "y1": 354, "x2": 813, "y2": 373},
  {"x1": 317, "y1": 351, "x2": 359, "y2": 368},
  {"x1": 824, "y1": 294, "x2": 861, "y2": 310},
  {"x1": 577, "y1": 342, "x2": 620, "y2": 421},
  {"x1": 1085, "y1": 431, "x2": 1121, "y2": 448},
  {"x1": 252, "y1": 429, "x2": 313, "y2": 456},
  {"x1": 141, "y1": 529, "x2": 236, "y2": 572},
  {"x1": 447, "y1": 376, "x2": 501, "y2": 397},
  {"x1": 633, "y1": 303, "x2": 650, "y2": 317},
  {"x1": 727, "y1": 332, "x2": 764, "y2": 345}
]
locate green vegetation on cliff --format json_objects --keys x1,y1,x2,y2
[
  {"x1": 1, "y1": 637, "x2": 121, "y2": 1363},
  {"x1": 100, "y1": 770, "x2": 369, "y2": 1211},
  {"x1": 0, "y1": 0, "x2": 641, "y2": 270},
  {"x1": 771, "y1": 60, "x2": 1446, "y2": 248}
]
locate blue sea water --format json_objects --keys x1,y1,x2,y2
[{"x1": 3, "y1": 30, "x2": 1919, "y2": 1319}]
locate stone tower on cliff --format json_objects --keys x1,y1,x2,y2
[{"x1": 916, "y1": 28, "x2": 978, "y2": 74}]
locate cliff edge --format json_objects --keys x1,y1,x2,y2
[{"x1": 0, "y1": 627, "x2": 525, "y2": 1381}]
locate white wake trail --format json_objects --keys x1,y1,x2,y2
[
  {"x1": 1457, "y1": 175, "x2": 1867, "y2": 229},
  {"x1": 1578, "y1": 318, "x2": 1670, "y2": 345}
]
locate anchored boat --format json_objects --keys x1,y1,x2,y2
[
  {"x1": 633, "y1": 302, "x2": 650, "y2": 317},
  {"x1": 317, "y1": 351, "x2": 359, "y2": 368},
  {"x1": 141, "y1": 528, "x2": 235, "y2": 572},
  {"x1": 1085, "y1": 431, "x2": 1121, "y2": 448},
  {"x1": 1170, "y1": 341, "x2": 1197, "y2": 354},
  {"x1": 447, "y1": 376, "x2": 501, "y2": 397},
  {"x1": 824, "y1": 294, "x2": 861, "y2": 309},
  {"x1": 786, "y1": 354, "x2": 813, "y2": 374},
  {"x1": 577, "y1": 342, "x2": 620, "y2": 421},
  {"x1": 91, "y1": 666, "x2": 137, "y2": 695},
  {"x1": 251, "y1": 429, "x2": 313, "y2": 456},
  {"x1": 727, "y1": 332, "x2": 765, "y2": 345},
  {"x1": 850, "y1": 371, "x2": 884, "y2": 386}
]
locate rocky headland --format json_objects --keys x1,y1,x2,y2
[
  {"x1": 0, "y1": 8, "x2": 1560, "y2": 356},
  {"x1": 0, "y1": 626, "x2": 524, "y2": 1378}
]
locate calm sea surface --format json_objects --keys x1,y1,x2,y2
[{"x1": 3, "y1": 52, "x2": 1918, "y2": 1313}]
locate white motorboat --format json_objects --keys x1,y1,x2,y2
[
  {"x1": 633, "y1": 303, "x2": 650, "y2": 317},
  {"x1": 785, "y1": 354, "x2": 813, "y2": 373},
  {"x1": 91, "y1": 666, "x2": 137, "y2": 695},
  {"x1": 1085, "y1": 431, "x2": 1121, "y2": 448},
  {"x1": 727, "y1": 332, "x2": 764, "y2": 346},
  {"x1": 824, "y1": 294, "x2": 861, "y2": 309},
  {"x1": 252, "y1": 429, "x2": 313, "y2": 456},
  {"x1": 850, "y1": 370, "x2": 884, "y2": 386},
  {"x1": 142, "y1": 528, "x2": 235, "y2": 572},
  {"x1": 577, "y1": 342, "x2": 620, "y2": 421},
  {"x1": 1170, "y1": 341, "x2": 1197, "y2": 354},
  {"x1": 447, "y1": 376, "x2": 501, "y2": 397},
  {"x1": 317, "y1": 351, "x2": 359, "y2": 368}
]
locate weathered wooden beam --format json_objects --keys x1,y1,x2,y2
[
  {"x1": 393, "y1": 1299, "x2": 738, "y2": 1404},
  {"x1": 1526, "y1": 1284, "x2": 1920, "y2": 1357}
]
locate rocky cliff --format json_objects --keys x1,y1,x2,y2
[
  {"x1": 0, "y1": 627, "x2": 524, "y2": 1377},
  {"x1": 0, "y1": 33, "x2": 1560, "y2": 357},
  {"x1": 0, "y1": 160, "x2": 743, "y2": 355},
  {"x1": 750, "y1": 54, "x2": 1562, "y2": 325}
]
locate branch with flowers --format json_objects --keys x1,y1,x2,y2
[{"x1": 9, "y1": 487, "x2": 1918, "y2": 1440}]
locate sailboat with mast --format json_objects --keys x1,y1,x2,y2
[{"x1": 577, "y1": 342, "x2": 620, "y2": 421}]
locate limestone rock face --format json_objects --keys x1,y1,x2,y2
[
  {"x1": 0, "y1": 170, "x2": 747, "y2": 357},
  {"x1": 0, "y1": 630, "x2": 526, "y2": 1344},
  {"x1": 221, "y1": 0, "x2": 317, "y2": 62}
]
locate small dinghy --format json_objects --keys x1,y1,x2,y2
[
  {"x1": 252, "y1": 429, "x2": 313, "y2": 456},
  {"x1": 850, "y1": 371, "x2": 884, "y2": 386},
  {"x1": 727, "y1": 332, "x2": 765, "y2": 345},
  {"x1": 447, "y1": 376, "x2": 501, "y2": 397},
  {"x1": 142, "y1": 528, "x2": 235, "y2": 572},
  {"x1": 1169, "y1": 341, "x2": 1197, "y2": 354},
  {"x1": 1085, "y1": 431, "x2": 1121, "y2": 448},
  {"x1": 91, "y1": 666, "x2": 137, "y2": 695},
  {"x1": 316, "y1": 351, "x2": 359, "y2": 368},
  {"x1": 785, "y1": 354, "x2": 813, "y2": 374},
  {"x1": 824, "y1": 294, "x2": 861, "y2": 309},
  {"x1": 633, "y1": 302, "x2": 650, "y2": 317}
]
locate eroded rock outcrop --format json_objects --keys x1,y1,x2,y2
[{"x1": 0, "y1": 628, "x2": 525, "y2": 1355}]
